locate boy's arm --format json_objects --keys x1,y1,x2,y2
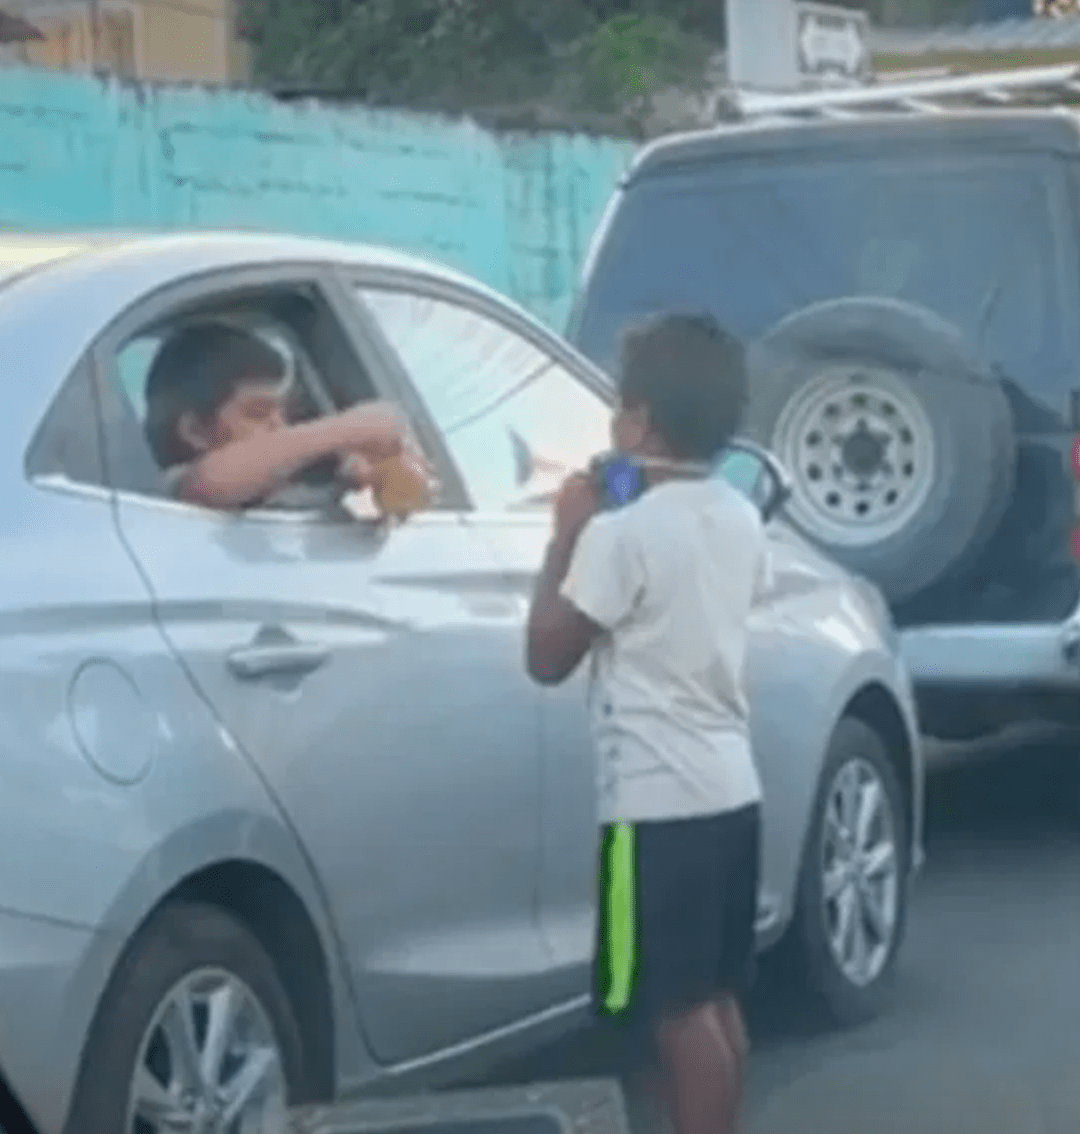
[
  {"x1": 526, "y1": 530, "x2": 601, "y2": 686},
  {"x1": 178, "y1": 402, "x2": 406, "y2": 509},
  {"x1": 526, "y1": 474, "x2": 643, "y2": 685}
]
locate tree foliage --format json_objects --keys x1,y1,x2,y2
[
  {"x1": 238, "y1": 0, "x2": 717, "y2": 116},
  {"x1": 237, "y1": 0, "x2": 1009, "y2": 122}
]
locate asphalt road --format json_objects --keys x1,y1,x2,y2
[{"x1": 479, "y1": 734, "x2": 1080, "y2": 1134}]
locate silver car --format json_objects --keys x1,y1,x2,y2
[{"x1": 0, "y1": 233, "x2": 922, "y2": 1134}]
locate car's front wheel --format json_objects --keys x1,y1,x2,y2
[
  {"x1": 65, "y1": 901, "x2": 308, "y2": 1134},
  {"x1": 784, "y1": 716, "x2": 910, "y2": 1027}
]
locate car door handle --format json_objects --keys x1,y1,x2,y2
[{"x1": 226, "y1": 640, "x2": 331, "y2": 680}]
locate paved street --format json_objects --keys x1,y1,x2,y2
[{"x1": 480, "y1": 733, "x2": 1080, "y2": 1134}]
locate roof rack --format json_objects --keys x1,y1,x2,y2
[{"x1": 727, "y1": 62, "x2": 1080, "y2": 121}]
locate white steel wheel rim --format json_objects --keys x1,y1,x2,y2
[
  {"x1": 125, "y1": 967, "x2": 288, "y2": 1134},
  {"x1": 772, "y1": 363, "x2": 936, "y2": 548},
  {"x1": 819, "y1": 757, "x2": 900, "y2": 989}
]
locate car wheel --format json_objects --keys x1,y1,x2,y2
[
  {"x1": 747, "y1": 297, "x2": 1016, "y2": 605},
  {"x1": 784, "y1": 716, "x2": 910, "y2": 1027},
  {"x1": 65, "y1": 901, "x2": 308, "y2": 1134}
]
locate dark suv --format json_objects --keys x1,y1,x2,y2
[{"x1": 568, "y1": 99, "x2": 1080, "y2": 744}]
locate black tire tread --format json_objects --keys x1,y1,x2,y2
[
  {"x1": 64, "y1": 901, "x2": 309, "y2": 1134},
  {"x1": 747, "y1": 297, "x2": 1016, "y2": 604},
  {"x1": 781, "y1": 715, "x2": 911, "y2": 1029}
]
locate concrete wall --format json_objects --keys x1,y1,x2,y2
[{"x1": 0, "y1": 66, "x2": 636, "y2": 329}]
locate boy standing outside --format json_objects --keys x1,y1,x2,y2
[{"x1": 526, "y1": 314, "x2": 768, "y2": 1134}]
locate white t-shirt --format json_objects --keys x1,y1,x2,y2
[{"x1": 560, "y1": 477, "x2": 769, "y2": 824}]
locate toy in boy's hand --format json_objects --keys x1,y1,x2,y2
[
  {"x1": 371, "y1": 450, "x2": 435, "y2": 518},
  {"x1": 589, "y1": 452, "x2": 647, "y2": 510}
]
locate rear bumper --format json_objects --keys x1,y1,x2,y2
[
  {"x1": 0, "y1": 908, "x2": 101, "y2": 1134},
  {"x1": 900, "y1": 619, "x2": 1080, "y2": 741},
  {"x1": 900, "y1": 622, "x2": 1079, "y2": 689}
]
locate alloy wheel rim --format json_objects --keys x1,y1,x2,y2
[
  {"x1": 125, "y1": 967, "x2": 288, "y2": 1134},
  {"x1": 819, "y1": 757, "x2": 900, "y2": 988}
]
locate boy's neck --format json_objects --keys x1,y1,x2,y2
[{"x1": 634, "y1": 454, "x2": 713, "y2": 487}]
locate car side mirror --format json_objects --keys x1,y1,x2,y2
[{"x1": 714, "y1": 440, "x2": 793, "y2": 523}]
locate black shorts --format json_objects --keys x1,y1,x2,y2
[{"x1": 593, "y1": 805, "x2": 761, "y2": 1040}]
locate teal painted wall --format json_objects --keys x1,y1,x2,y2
[{"x1": 0, "y1": 66, "x2": 636, "y2": 329}]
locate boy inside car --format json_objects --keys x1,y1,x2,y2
[{"x1": 143, "y1": 320, "x2": 421, "y2": 511}]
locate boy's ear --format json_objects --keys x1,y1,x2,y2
[
  {"x1": 613, "y1": 401, "x2": 651, "y2": 454},
  {"x1": 176, "y1": 410, "x2": 210, "y2": 455}
]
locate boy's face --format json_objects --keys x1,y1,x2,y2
[
  {"x1": 179, "y1": 376, "x2": 288, "y2": 454},
  {"x1": 611, "y1": 397, "x2": 663, "y2": 459}
]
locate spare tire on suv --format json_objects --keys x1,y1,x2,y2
[{"x1": 746, "y1": 297, "x2": 1016, "y2": 605}]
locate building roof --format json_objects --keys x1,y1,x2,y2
[{"x1": 872, "y1": 14, "x2": 1080, "y2": 56}]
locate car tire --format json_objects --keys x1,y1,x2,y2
[
  {"x1": 747, "y1": 297, "x2": 1016, "y2": 605},
  {"x1": 65, "y1": 901, "x2": 309, "y2": 1134},
  {"x1": 781, "y1": 716, "x2": 910, "y2": 1028}
]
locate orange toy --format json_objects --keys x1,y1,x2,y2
[{"x1": 372, "y1": 452, "x2": 433, "y2": 518}]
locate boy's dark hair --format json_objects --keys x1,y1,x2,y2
[
  {"x1": 619, "y1": 312, "x2": 747, "y2": 463},
  {"x1": 143, "y1": 321, "x2": 286, "y2": 468}
]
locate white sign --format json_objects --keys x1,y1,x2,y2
[
  {"x1": 725, "y1": 0, "x2": 873, "y2": 93},
  {"x1": 795, "y1": 2, "x2": 870, "y2": 81}
]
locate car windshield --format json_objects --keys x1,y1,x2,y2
[{"x1": 570, "y1": 150, "x2": 1078, "y2": 397}]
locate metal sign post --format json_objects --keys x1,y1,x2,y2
[{"x1": 725, "y1": 0, "x2": 872, "y2": 92}]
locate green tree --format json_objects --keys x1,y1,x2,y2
[
  {"x1": 238, "y1": 0, "x2": 715, "y2": 117},
  {"x1": 236, "y1": 0, "x2": 998, "y2": 120}
]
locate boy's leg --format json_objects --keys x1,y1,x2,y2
[
  {"x1": 655, "y1": 806, "x2": 761, "y2": 1134},
  {"x1": 593, "y1": 810, "x2": 760, "y2": 1134},
  {"x1": 625, "y1": 813, "x2": 755, "y2": 1134},
  {"x1": 716, "y1": 996, "x2": 749, "y2": 1065},
  {"x1": 655, "y1": 1000, "x2": 740, "y2": 1134},
  {"x1": 713, "y1": 996, "x2": 749, "y2": 1130},
  {"x1": 711, "y1": 804, "x2": 763, "y2": 1131}
]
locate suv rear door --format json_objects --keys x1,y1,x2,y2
[{"x1": 569, "y1": 128, "x2": 1080, "y2": 630}]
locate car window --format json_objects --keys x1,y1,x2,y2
[
  {"x1": 24, "y1": 360, "x2": 105, "y2": 487},
  {"x1": 102, "y1": 289, "x2": 382, "y2": 511},
  {"x1": 571, "y1": 151, "x2": 1076, "y2": 399},
  {"x1": 358, "y1": 287, "x2": 610, "y2": 511}
]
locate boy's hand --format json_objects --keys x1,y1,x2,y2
[
  {"x1": 338, "y1": 451, "x2": 375, "y2": 489},
  {"x1": 553, "y1": 472, "x2": 599, "y2": 546},
  {"x1": 337, "y1": 400, "x2": 408, "y2": 460}
]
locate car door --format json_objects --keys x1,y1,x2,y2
[
  {"x1": 348, "y1": 279, "x2": 611, "y2": 1003},
  {"x1": 92, "y1": 263, "x2": 552, "y2": 1066}
]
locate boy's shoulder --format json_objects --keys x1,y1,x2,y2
[
  {"x1": 625, "y1": 476, "x2": 761, "y2": 533},
  {"x1": 616, "y1": 479, "x2": 765, "y2": 572}
]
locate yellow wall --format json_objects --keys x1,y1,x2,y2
[
  {"x1": 137, "y1": 0, "x2": 226, "y2": 84},
  {"x1": 20, "y1": 0, "x2": 250, "y2": 84}
]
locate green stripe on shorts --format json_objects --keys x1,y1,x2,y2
[{"x1": 597, "y1": 821, "x2": 637, "y2": 1015}]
